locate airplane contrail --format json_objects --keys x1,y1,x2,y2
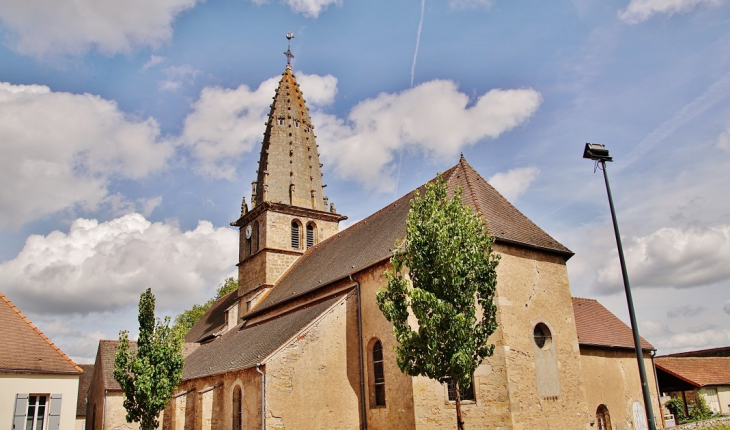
[{"x1": 396, "y1": 0, "x2": 426, "y2": 200}]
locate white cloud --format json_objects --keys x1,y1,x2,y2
[
  {"x1": 0, "y1": 0, "x2": 199, "y2": 57},
  {"x1": 315, "y1": 81, "x2": 542, "y2": 191},
  {"x1": 159, "y1": 65, "x2": 201, "y2": 92},
  {"x1": 449, "y1": 0, "x2": 494, "y2": 9},
  {"x1": 180, "y1": 73, "x2": 337, "y2": 179},
  {"x1": 181, "y1": 75, "x2": 540, "y2": 189},
  {"x1": 717, "y1": 128, "x2": 730, "y2": 153},
  {"x1": 657, "y1": 326, "x2": 730, "y2": 351},
  {"x1": 618, "y1": 0, "x2": 721, "y2": 24},
  {"x1": 667, "y1": 304, "x2": 707, "y2": 318},
  {"x1": 488, "y1": 167, "x2": 540, "y2": 201},
  {"x1": 249, "y1": 0, "x2": 341, "y2": 17},
  {"x1": 595, "y1": 225, "x2": 730, "y2": 293},
  {"x1": 0, "y1": 82, "x2": 174, "y2": 228},
  {"x1": 0, "y1": 213, "x2": 237, "y2": 315},
  {"x1": 142, "y1": 55, "x2": 166, "y2": 70}
]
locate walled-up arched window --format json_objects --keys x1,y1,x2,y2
[
  {"x1": 291, "y1": 221, "x2": 301, "y2": 249},
  {"x1": 306, "y1": 223, "x2": 316, "y2": 249},
  {"x1": 372, "y1": 340, "x2": 386, "y2": 407},
  {"x1": 596, "y1": 404, "x2": 612, "y2": 430},
  {"x1": 232, "y1": 386, "x2": 242, "y2": 430}
]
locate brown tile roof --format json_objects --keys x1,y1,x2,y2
[
  {"x1": 183, "y1": 294, "x2": 344, "y2": 381},
  {"x1": 185, "y1": 290, "x2": 239, "y2": 343},
  {"x1": 572, "y1": 297, "x2": 654, "y2": 351},
  {"x1": 96, "y1": 340, "x2": 135, "y2": 390},
  {"x1": 662, "y1": 346, "x2": 730, "y2": 358},
  {"x1": 95, "y1": 339, "x2": 198, "y2": 390},
  {"x1": 0, "y1": 291, "x2": 82, "y2": 374},
  {"x1": 252, "y1": 157, "x2": 571, "y2": 315},
  {"x1": 76, "y1": 364, "x2": 94, "y2": 416},
  {"x1": 655, "y1": 357, "x2": 730, "y2": 387}
]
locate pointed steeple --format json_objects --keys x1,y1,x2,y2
[{"x1": 252, "y1": 66, "x2": 330, "y2": 212}]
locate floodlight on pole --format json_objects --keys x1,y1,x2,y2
[{"x1": 583, "y1": 142, "x2": 656, "y2": 430}]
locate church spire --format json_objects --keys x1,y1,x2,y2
[{"x1": 252, "y1": 38, "x2": 330, "y2": 212}]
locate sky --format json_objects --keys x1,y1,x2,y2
[{"x1": 1, "y1": 0, "x2": 729, "y2": 364}]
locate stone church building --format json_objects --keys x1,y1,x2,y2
[{"x1": 154, "y1": 63, "x2": 663, "y2": 430}]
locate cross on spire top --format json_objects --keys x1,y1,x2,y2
[{"x1": 284, "y1": 32, "x2": 294, "y2": 66}]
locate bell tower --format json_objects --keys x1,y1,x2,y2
[{"x1": 231, "y1": 35, "x2": 347, "y2": 315}]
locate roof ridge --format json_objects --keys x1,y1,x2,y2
[
  {"x1": 458, "y1": 157, "x2": 485, "y2": 216},
  {"x1": 0, "y1": 291, "x2": 82, "y2": 373},
  {"x1": 572, "y1": 297, "x2": 598, "y2": 302}
]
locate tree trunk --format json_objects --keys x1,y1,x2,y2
[{"x1": 455, "y1": 381, "x2": 465, "y2": 430}]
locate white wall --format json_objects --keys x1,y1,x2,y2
[{"x1": 1, "y1": 373, "x2": 79, "y2": 430}]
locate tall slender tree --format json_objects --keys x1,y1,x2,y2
[
  {"x1": 114, "y1": 288, "x2": 184, "y2": 430},
  {"x1": 376, "y1": 175, "x2": 500, "y2": 430}
]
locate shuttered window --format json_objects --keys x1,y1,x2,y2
[
  {"x1": 373, "y1": 341, "x2": 386, "y2": 406},
  {"x1": 306, "y1": 224, "x2": 314, "y2": 249},
  {"x1": 291, "y1": 222, "x2": 300, "y2": 249}
]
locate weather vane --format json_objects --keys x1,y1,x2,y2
[{"x1": 284, "y1": 33, "x2": 294, "y2": 66}]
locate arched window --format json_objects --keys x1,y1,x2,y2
[
  {"x1": 232, "y1": 386, "x2": 242, "y2": 430},
  {"x1": 306, "y1": 223, "x2": 316, "y2": 249},
  {"x1": 372, "y1": 340, "x2": 386, "y2": 407},
  {"x1": 291, "y1": 221, "x2": 301, "y2": 249},
  {"x1": 596, "y1": 404, "x2": 612, "y2": 430},
  {"x1": 253, "y1": 221, "x2": 259, "y2": 253}
]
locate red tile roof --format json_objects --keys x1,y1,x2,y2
[
  {"x1": 655, "y1": 357, "x2": 730, "y2": 387},
  {"x1": 0, "y1": 291, "x2": 82, "y2": 373},
  {"x1": 572, "y1": 297, "x2": 654, "y2": 351}
]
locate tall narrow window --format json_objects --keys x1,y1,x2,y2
[
  {"x1": 232, "y1": 387, "x2": 242, "y2": 430},
  {"x1": 373, "y1": 341, "x2": 386, "y2": 406},
  {"x1": 447, "y1": 378, "x2": 475, "y2": 401},
  {"x1": 291, "y1": 221, "x2": 300, "y2": 249},
  {"x1": 253, "y1": 221, "x2": 259, "y2": 253},
  {"x1": 306, "y1": 224, "x2": 315, "y2": 249},
  {"x1": 25, "y1": 395, "x2": 47, "y2": 430}
]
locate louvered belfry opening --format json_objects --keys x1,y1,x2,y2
[
  {"x1": 291, "y1": 221, "x2": 300, "y2": 249},
  {"x1": 306, "y1": 224, "x2": 314, "y2": 248},
  {"x1": 373, "y1": 340, "x2": 386, "y2": 406}
]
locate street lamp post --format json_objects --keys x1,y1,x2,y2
[{"x1": 583, "y1": 143, "x2": 657, "y2": 430}]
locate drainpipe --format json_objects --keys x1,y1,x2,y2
[
  {"x1": 256, "y1": 363, "x2": 265, "y2": 430},
  {"x1": 350, "y1": 273, "x2": 368, "y2": 430},
  {"x1": 651, "y1": 350, "x2": 666, "y2": 428}
]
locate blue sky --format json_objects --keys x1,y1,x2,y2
[{"x1": 1, "y1": 0, "x2": 729, "y2": 363}]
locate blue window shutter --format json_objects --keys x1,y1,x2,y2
[
  {"x1": 13, "y1": 394, "x2": 28, "y2": 430},
  {"x1": 48, "y1": 394, "x2": 62, "y2": 430}
]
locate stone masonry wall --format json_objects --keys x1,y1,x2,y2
[
  {"x1": 264, "y1": 294, "x2": 361, "y2": 430},
  {"x1": 494, "y1": 243, "x2": 591, "y2": 430},
  {"x1": 580, "y1": 347, "x2": 662, "y2": 430},
  {"x1": 165, "y1": 368, "x2": 262, "y2": 430}
]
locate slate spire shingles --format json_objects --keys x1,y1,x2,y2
[{"x1": 0, "y1": 291, "x2": 82, "y2": 373}]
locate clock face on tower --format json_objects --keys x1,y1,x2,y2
[{"x1": 245, "y1": 225, "x2": 252, "y2": 239}]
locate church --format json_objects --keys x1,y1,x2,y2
[{"x1": 147, "y1": 60, "x2": 664, "y2": 429}]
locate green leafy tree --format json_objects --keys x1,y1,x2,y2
[
  {"x1": 114, "y1": 288, "x2": 184, "y2": 430},
  {"x1": 376, "y1": 175, "x2": 500, "y2": 430},
  {"x1": 174, "y1": 277, "x2": 238, "y2": 333}
]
